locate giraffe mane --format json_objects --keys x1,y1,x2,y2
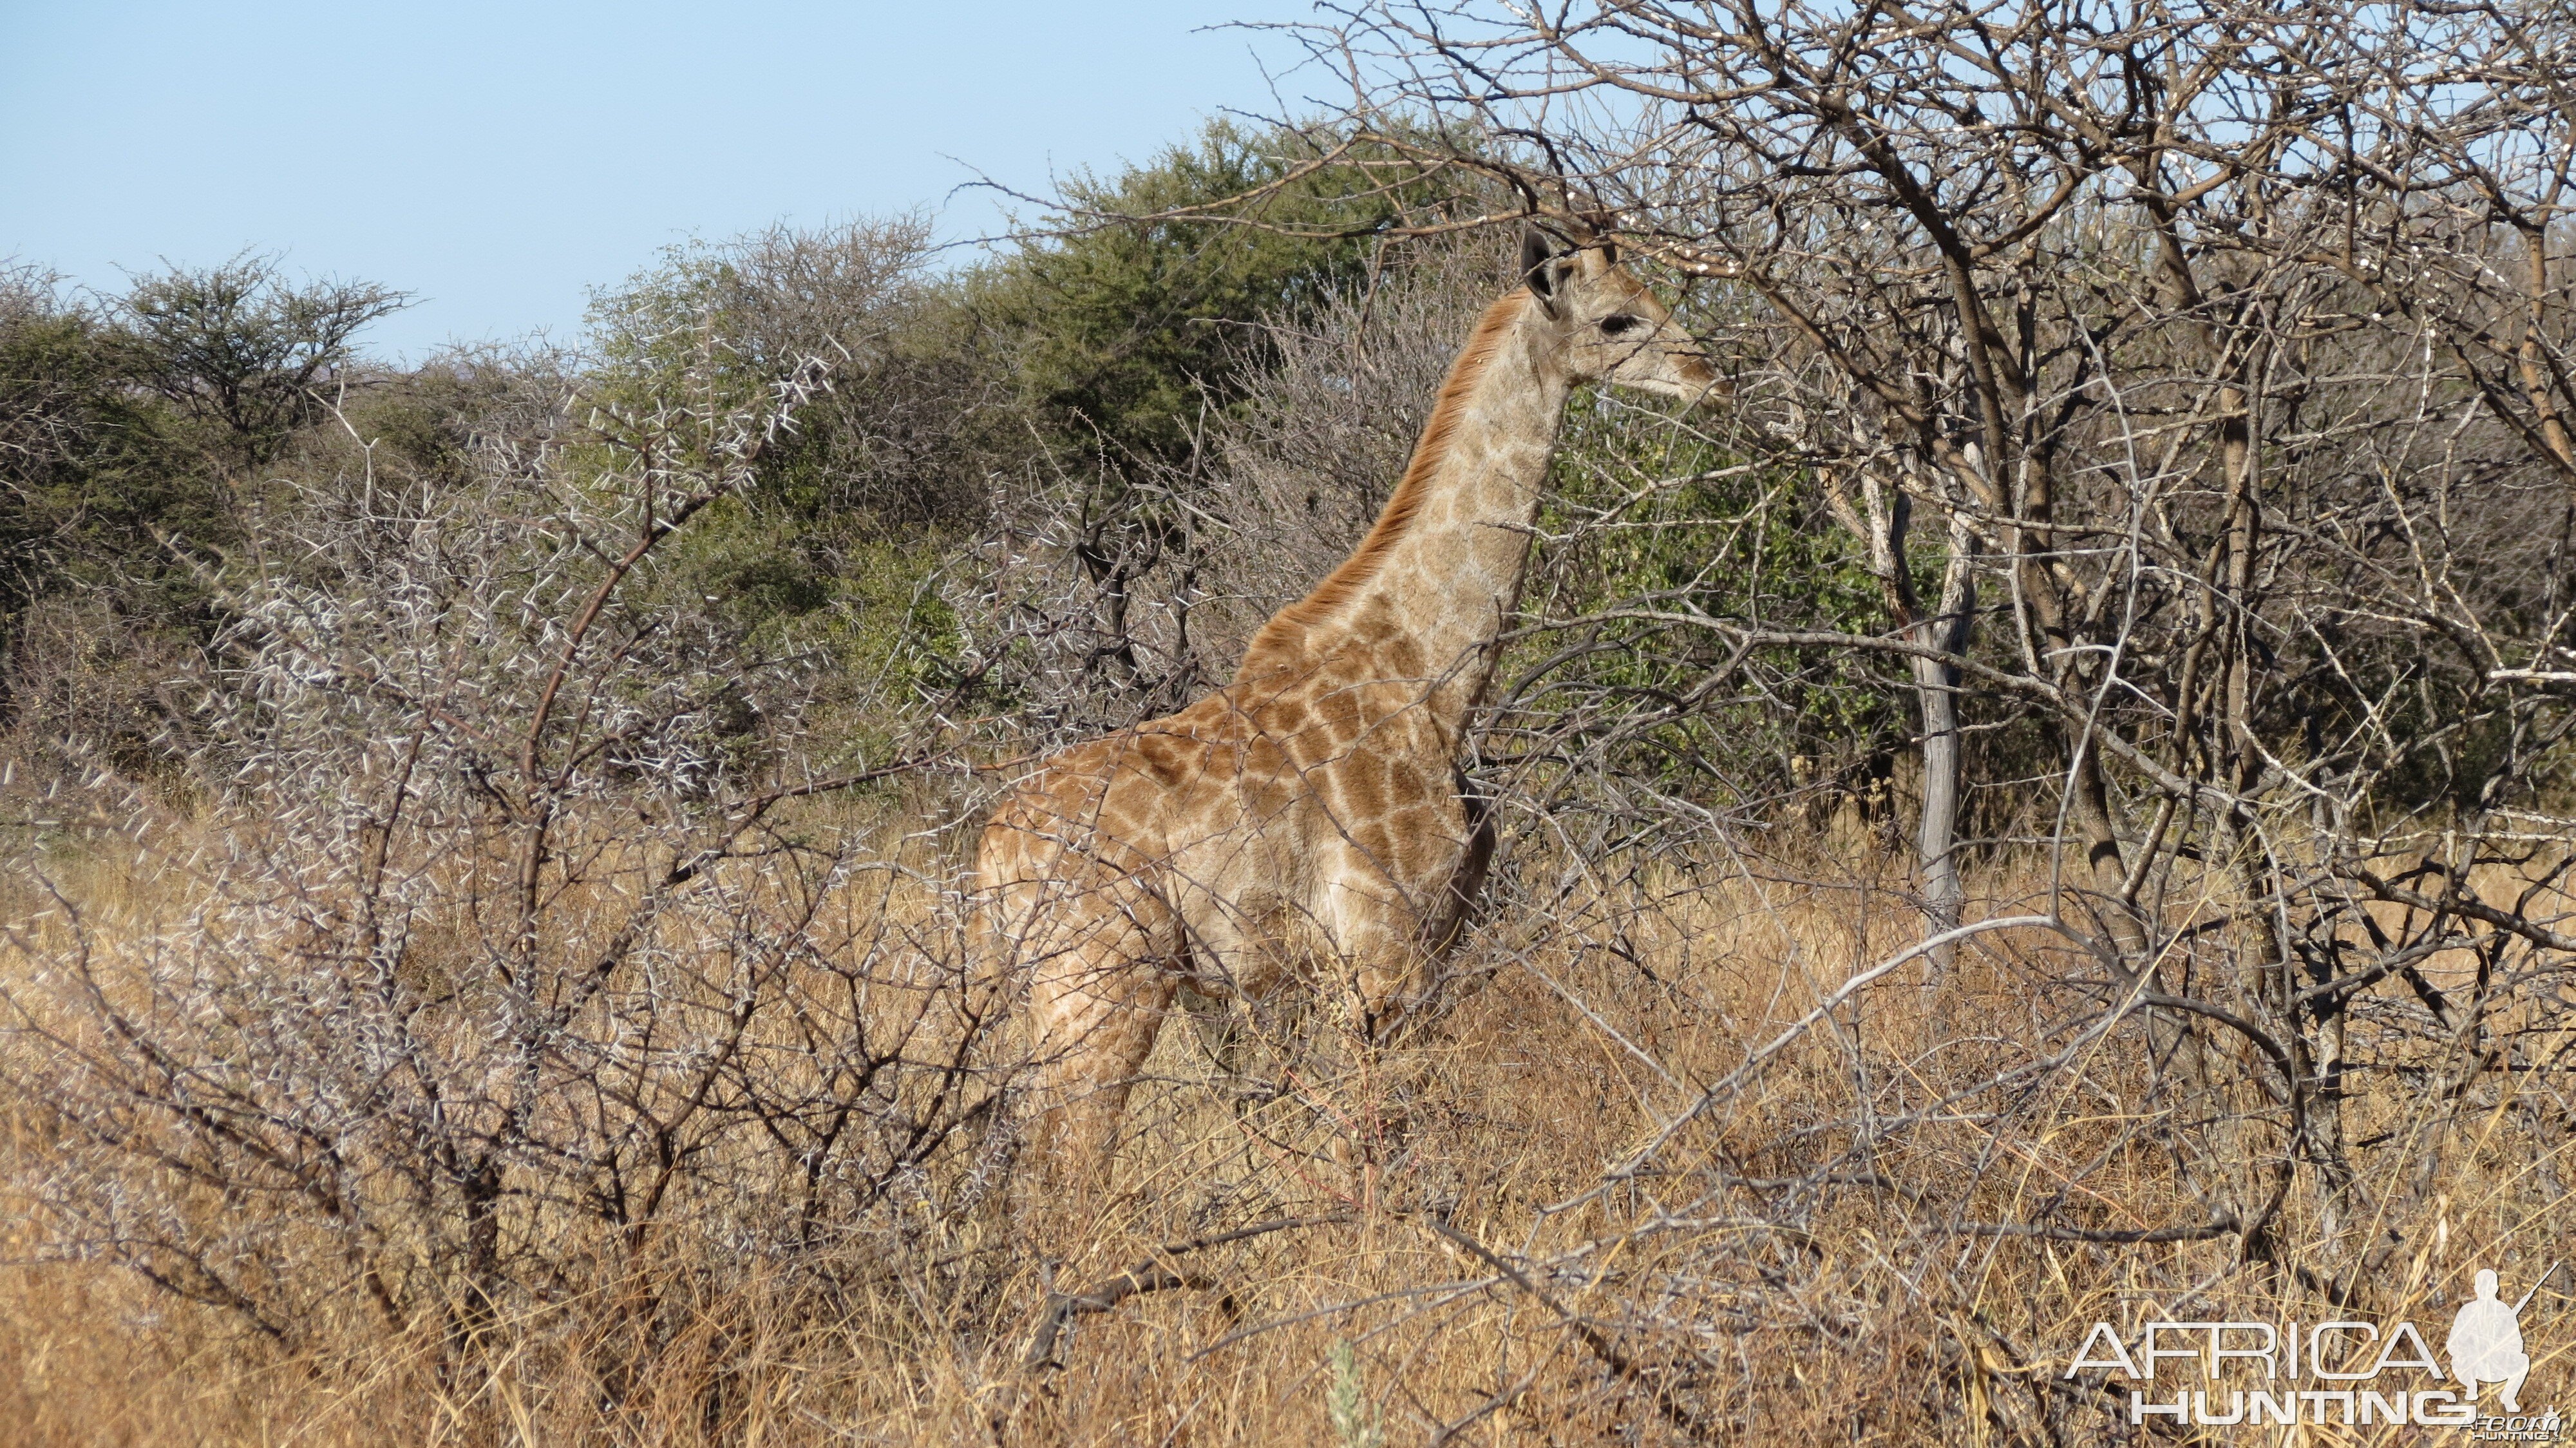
[{"x1": 1237, "y1": 288, "x2": 1534, "y2": 677}]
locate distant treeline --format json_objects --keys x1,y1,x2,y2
[{"x1": 0, "y1": 122, "x2": 1495, "y2": 780}]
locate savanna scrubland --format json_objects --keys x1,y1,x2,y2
[{"x1": 6, "y1": 3, "x2": 2576, "y2": 1443}]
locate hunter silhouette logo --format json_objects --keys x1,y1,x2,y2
[
  {"x1": 2064, "y1": 1263, "x2": 2561, "y2": 1434},
  {"x1": 2452, "y1": 1267, "x2": 2541, "y2": 1414}
]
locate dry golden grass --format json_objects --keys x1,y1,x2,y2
[{"x1": 4, "y1": 817, "x2": 2571, "y2": 1446}]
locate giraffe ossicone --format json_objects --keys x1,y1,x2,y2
[{"x1": 975, "y1": 222, "x2": 1722, "y2": 1184}]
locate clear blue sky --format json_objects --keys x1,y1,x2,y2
[{"x1": 1, "y1": 1, "x2": 1320, "y2": 361}]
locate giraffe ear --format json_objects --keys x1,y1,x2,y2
[{"x1": 1520, "y1": 225, "x2": 1561, "y2": 314}]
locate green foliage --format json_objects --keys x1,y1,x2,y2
[
  {"x1": 1517, "y1": 390, "x2": 1897, "y2": 801},
  {"x1": 337, "y1": 350, "x2": 562, "y2": 484},
  {"x1": 971, "y1": 121, "x2": 1432, "y2": 469},
  {"x1": 113, "y1": 252, "x2": 408, "y2": 474},
  {"x1": 585, "y1": 246, "x2": 769, "y2": 418},
  {"x1": 3, "y1": 257, "x2": 410, "y2": 620},
  {"x1": 656, "y1": 499, "x2": 958, "y2": 688},
  {"x1": 1325, "y1": 1340, "x2": 1383, "y2": 1448},
  {"x1": 583, "y1": 218, "x2": 992, "y2": 528},
  {"x1": 576, "y1": 222, "x2": 981, "y2": 754},
  {"x1": 0, "y1": 258, "x2": 406, "y2": 757},
  {"x1": 0, "y1": 288, "x2": 195, "y2": 609}
]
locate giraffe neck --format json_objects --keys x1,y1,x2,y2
[{"x1": 1237, "y1": 291, "x2": 1569, "y2": 730}]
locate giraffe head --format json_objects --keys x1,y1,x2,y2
[{"x1": 1519, "y1": 223, "x2": 1723, "y2": 403}]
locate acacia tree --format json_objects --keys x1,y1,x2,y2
[{"x1": 114, "y1": 253, "x2": 408, "y2": 475}]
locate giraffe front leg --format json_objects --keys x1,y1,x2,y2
[
  {"x1": 1314, "y1": 839, "x2": 1450, "y2": 1042},
  {"x1": 1298, "y1": 853, "x2": 1443, "y2": 1209},
  {"x1": 1323, "y1": 897, "x2": 1408, "y2": 1041},
  {"x1": 1028, "y1": 931, "x2": 1180, "y2": 1191}
]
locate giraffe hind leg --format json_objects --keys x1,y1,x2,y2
[{"x1": 1025, "y1": 899, "x2": 1181, "y2": 1189}]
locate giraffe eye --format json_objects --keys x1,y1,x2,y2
[{"x1": 1600, "y1": 314, "x2": 1643, "y2": 337}]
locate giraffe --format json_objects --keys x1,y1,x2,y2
[{"x1": 976, "y1": 224, "x2": 1719, "y2": 1183}]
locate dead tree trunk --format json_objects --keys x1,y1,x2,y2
[{"x1": 1828, "y1": 469, "x2": 1976, "y2": 976}]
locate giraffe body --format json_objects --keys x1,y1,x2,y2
[{"x1": 977, "y1": 231, "x2": 1717, "y2": 1179}]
